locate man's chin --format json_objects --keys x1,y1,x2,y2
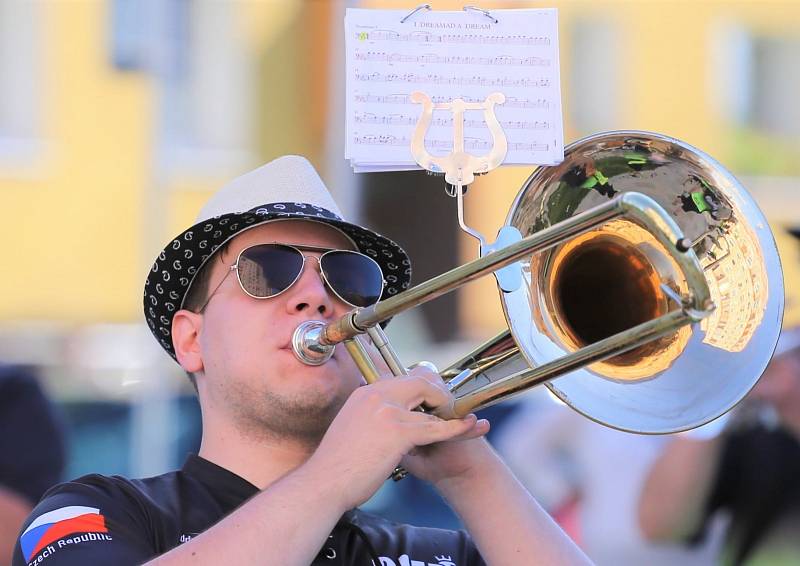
[{"x1": 245, "y1": 389, "x2": 347, "y2": 442}]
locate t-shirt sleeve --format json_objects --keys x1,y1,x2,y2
[{"x1": 12, "y1": 477, "x2": 157, "y2": 566}]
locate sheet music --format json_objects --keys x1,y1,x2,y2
[{"x1": 345, "y1": 8, "x2": 563, "y2": 172}]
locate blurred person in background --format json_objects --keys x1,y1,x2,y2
[
  {"x1": 12, "y1": 156, "x2": 590, "y2": 566},
  {"x1": 493, "y1": 390, "x2": 723, "y2": 566},
  {"x1": 638, "y1": 327, "x2": 800, "y2": 565},
  {"x1": 0, "y1": 365, "x2": 65, "y2": 565}
]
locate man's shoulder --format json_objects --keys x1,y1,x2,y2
[
  {"x1": 39, "y1": 469, "x2": 182, "y2": 509},
  {"x1": 23, "y1": 471, "x2": 179, "y2": 539},
  {"x1": 12, "y1": 470, "x2": 189, "y2": 566}
]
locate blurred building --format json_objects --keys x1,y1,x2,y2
[
  {"x1": 0, "y1": 0, "x2": 798, "y2": 482},
  {"x1": 0, "y1": 0, "x2": 341, "y2": 478}
]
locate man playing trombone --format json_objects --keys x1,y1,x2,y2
[{"x1": 13, "y1": 156, "x2": 590, "y2": 566}]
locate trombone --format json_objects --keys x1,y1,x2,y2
[{"x1": 293, "y1": 131, "x2": 784, "y2": 435}]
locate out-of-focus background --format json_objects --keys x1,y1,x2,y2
[{"x1": 1, "y1": 0, "x2": 799, "y2": 563}]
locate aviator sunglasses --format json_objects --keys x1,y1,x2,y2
[{"x1": 198, "y1": 242, "x2": 386, "y2": 311}]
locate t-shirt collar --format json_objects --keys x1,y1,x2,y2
[{"x1": 182, "y1": 453, "x2": 260, "y2": 503}]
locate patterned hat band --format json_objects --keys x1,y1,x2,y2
[{"x1": 144, "y1": 202, "x2": 412, "y2": 361}]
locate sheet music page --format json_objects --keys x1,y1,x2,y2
[{"x1": 345, "y1": 8, "x2": 563, "y2": 172}]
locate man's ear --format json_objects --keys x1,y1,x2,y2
[{"x1": 172, "y1": 310, "x2": 205, "y2": 373}]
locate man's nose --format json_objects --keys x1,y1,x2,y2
[{"x1": 284, "y1": 257, "x2": 334, "y2": 317}]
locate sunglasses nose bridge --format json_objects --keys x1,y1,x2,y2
[
  {"x1": 298, "y1": 253, "x2": 323, "y2": 278},
  {"x1": 295, "y1": 253, "x2": 329, "y2": 290}
]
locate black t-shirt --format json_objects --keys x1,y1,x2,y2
[
  {"x1": 699, "y1": 424, "x2": 800, "y2": 565},
  {"x1": 0, "y1": 365, "x2": 65, "y2": 504},
  {"x1": 13, "y1": 455, "x2": 485, "y2": 566}
]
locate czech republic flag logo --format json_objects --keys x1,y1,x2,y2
[{"x1": 20, "y1": 506, "x2": 108, "y2": 561}]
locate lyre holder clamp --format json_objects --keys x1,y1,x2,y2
[{"x1": 409, "y1": 91, "x2": 507, "y2": 187}]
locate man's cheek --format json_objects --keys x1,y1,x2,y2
[{"x1": 334, "y1": 350, "x2": 368, "y2": 385}]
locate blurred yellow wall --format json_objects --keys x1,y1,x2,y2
[
  {"x1": 0, "y1": 2, "x2": 151, "y2": 322},
  {"x1": 0, "y1": 0, "x2": 329, "y2": 325},
  {"x1": 0, "y1": 0, "x2": 797, "y2": 336}
]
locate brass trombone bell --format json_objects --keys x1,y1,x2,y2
[{"x1": 292, "y1": 131, "x2": 783, "y2": 434}]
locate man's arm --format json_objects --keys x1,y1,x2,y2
[
  {"x1": 431, "y1": 439, "x2": 592, "y2": 565},
  {"x1": 394, "y1": 369, "x2": 590, "y2": 565},
  {"x1": 637, "y1": 435, "x2": 723, "y2": 541}
]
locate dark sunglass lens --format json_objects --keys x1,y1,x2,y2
[
  {"x1": 237, "y1": 245, "x2": 303, "y2": 297},
  {"x1": 321, "y1": 251, "x2": 384, "y2": 307}
]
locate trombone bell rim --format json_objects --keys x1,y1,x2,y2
[{"x1": 500, "y1": 130, "x2": 783, "y2": 434}]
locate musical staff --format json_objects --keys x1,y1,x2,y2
[
  {"x1": 355, "y1": 51, "x2": 551, "y2": 67},
  {"x1": 355, "y1": 71, "x2": 550, "y2": 88},
  {"x1": 353, "y1": 134, "x2": 549, "y2": 152},
  {"x1": 356, "y1": 30, "x2": 551, "y2": 47},
  {"x1": 353, "y1": 93, "x2": 550, "y2": 109},
  {"x1": 354, "y1": 111, "x2": 550, "y2": 130}
]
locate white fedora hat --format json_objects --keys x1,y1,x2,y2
[{"x1": 144, "y1": 155, "x2": 411, "y2": 360}]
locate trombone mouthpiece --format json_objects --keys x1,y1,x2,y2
[{"x1": 292, "y1": 320, "x2": 335, "y2": 366}]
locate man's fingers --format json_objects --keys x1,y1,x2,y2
[
  {"x1": 447, "y1": 418, "x2": 490, "y2": 442},
  {"x1": 357, "y1": 339, "x2": 450, "y2": 400},
  {"x1": 393, "y1": 374, "x2": 454, "y2": 411},
  {"x1": 402, "y1": 412, "x2": 489, "y2": 439},
  {"x1": 355, "y1": 366, "x2": 452, "y2": 412},
  {"x1": 405, "y1": 364, "x2": 447, "y2": 386},
  {"x1": 402, "y1": 413, "x2": 483, "y2": 446}
]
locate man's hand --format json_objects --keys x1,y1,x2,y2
[
  {"x1": 303, "y1": 366, "x2": 487, "y2": 513},
  {"x1": 395, "y1": 366, "x2": 493, "y2": 486}
]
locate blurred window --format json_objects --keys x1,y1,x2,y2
[
  {"x1": 712, "y1": 25, "x2": 800, "y2": 137},
  {"x1": 569, "y1": 19, "x2": 621, "y2": 135},
  {"x1": 111, "y1": 0, "x2": 256, "y2": 172},
  {"x1": 159, "y1": 0, "x2": 255, "y2": 172},
  {"x1": 749, "y1": 36, "x2": 800, "y2": 137},
  {"x1": 110, "y1": 0, "x2": 148, "y2": 71},
  {"x1": 0, "y1": 0, "x2": 43, "y2": 159}
]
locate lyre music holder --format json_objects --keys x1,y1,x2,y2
[
  {"x1": 409, "y1": 89, "x2": 523, "y2": 293},
  {"x1": 400, "y1": 3, "x2": 520, "y2": 291}
]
